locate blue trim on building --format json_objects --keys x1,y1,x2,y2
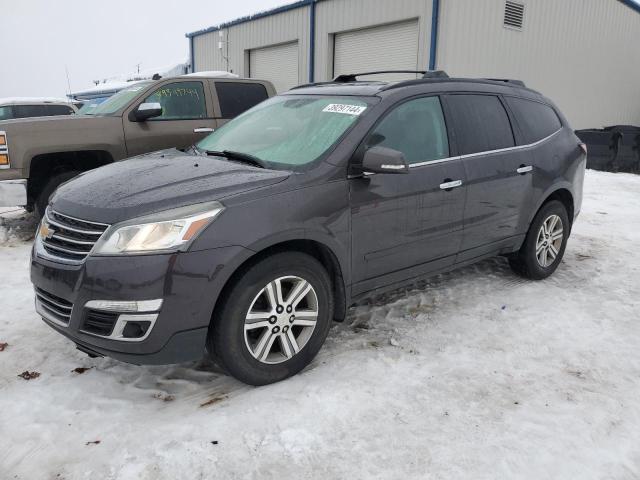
[
  {"x1": 429, "y1": 0, "x2": 440, "y2": 70},
  {"x1": 185, "y1": 0, "x2": 314, "y2": 38},
  {"x1": 189, "y1": 36, "x2": 195, "y2": 73},
  {"x1": 618, "y1": 0, "x2": 640, "y2": 13},
  {"x1": 309, "y1": 1, "x2": 316, "y2": 82}
]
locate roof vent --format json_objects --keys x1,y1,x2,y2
[{"x1": 504, "y1": 1, "x2": 525, "y2": 29}]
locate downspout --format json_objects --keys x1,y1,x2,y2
[
  {"x1": 189, "y1": 35, "x2": 196, "y2": 73},
  {"x1": 309, "y1": 0, "x2": 316, "y2": 82},
  {"x1": 429, "y1": 0, "x2": 440, "y2": 70}
]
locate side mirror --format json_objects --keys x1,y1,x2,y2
[
  {"x1": 132, "y1": 102, "x2": 162, "y2": 122},
  {"x1": 361, "y1": 146, "x2": 409, "y2": 174}
]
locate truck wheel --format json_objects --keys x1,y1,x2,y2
[
  {"x1": 509, "y1": 200, "x2": 570, "y2": 280},
  {"x1": 208, "y1": 252, "x2": 333, "y2": 386},
  {"x1": 35, "y1": 171, "x2": 79, "y2": 219}
]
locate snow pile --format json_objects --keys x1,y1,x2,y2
[
  {"x1": 0, "y1": 208, "x2": 37, "y2": 246},
  {"x1": 1, "y1": 170, "x2": 640, "y2": 479}
]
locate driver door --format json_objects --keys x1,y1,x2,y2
[
  {"x1": 349, "y1": 96, "x2": 467, "y2": 295},
  {"x1": 123, "y1": 80, "x2": 216, "y2": 157}
]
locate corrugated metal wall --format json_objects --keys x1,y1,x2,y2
[
  {"x1": 437, "y1": 0, "x2": 640, "y2": 129},
  {"x1": 313, "y1": 0, "x2": 433, "y2": 81},
  {"x1": 192, "y1": 5, "x2": 310, "y2": 86}
]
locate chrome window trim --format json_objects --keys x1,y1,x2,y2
[{"x1": 407, "y1": 128, "x2": 562, "y2": 169}]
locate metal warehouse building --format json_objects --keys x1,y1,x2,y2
[{"x1": 186, "y1": 0, "x2": 640, "y2": 129}]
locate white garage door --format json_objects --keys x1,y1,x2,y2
[
  {"x1": 334, "y1": 20, "x2": 420, "y2": 81},
  {"x1": 249, "y1": 42, "x2": 299, "y2": 93}
]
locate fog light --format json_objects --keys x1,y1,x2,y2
[{"x1": 122, "y1": 321, "x2": 152, "y2": 339}]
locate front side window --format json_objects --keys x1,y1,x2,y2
[
  {"x1": 365, "y1": 96, "x2": 449, "y2": 164},
  {"x1": 197, "y1": 95, "x2": 374, "y2": 169},
  {"x1": 446, "y1": 94, "x2": 515, "y2": 155},
  {"x1": 142, "y1": 81, "x2": 207, "y2": 120}
]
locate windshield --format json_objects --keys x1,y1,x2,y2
[
  {"x1": 81, "y1": 82, "x2": 152, "y2": 116},
  {"x1": 197, "y1": 95, "x2": 375, "y2": 169}
]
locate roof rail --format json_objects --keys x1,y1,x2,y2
[
  {"x1": 333, "y1": 70, "x2": 449, "y2": 83},
  {"x1": 485, "y1": 78, "x2": 526, "y2": 87}
]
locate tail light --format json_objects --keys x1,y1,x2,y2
[{"x1": 579, "y1": 143, "x2": 588, "y2": 155}]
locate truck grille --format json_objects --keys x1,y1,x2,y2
[
  {"x1": 35, "y1": 287, "x2": 73, "y2": 326},
  {"x1": 42, "y1": 208, "x2": 110, "y2": 263}
]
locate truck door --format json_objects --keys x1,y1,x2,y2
[{"x1": 123, "y1": 80, "x2": 216, "y2": 157}]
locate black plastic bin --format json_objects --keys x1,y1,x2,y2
[{"x1": 576, "y1": 125, "x2": 640, "y2": 173}]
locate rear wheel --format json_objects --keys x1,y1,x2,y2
[
  {"x1": 207, "y1": 252, "x2": 333, "y2": 385},
  {"x1": 35, "y1": 171, "x2": 79, "y2": 219},
  {"x1": 509, "y1": 200, "x2": 570, "y2": 280}
]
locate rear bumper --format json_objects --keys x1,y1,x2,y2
[
  {"x1": 0, "y1": 179, "x2": 27, "y2": 207},
  {"x1": 30, "y1": 244, "x2": 252, "y2": 365}
]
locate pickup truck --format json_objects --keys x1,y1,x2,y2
[{"x1": 0, "y1": 74, "x2": 275, "y2": 216}]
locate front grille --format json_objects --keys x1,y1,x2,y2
[
  {"x1": 82, "y1": 310, "x2": 119, "y2": 336},
  {"x1": 35, "y1": 287, "x2": 73, "y2": 325},
  {"x1": 42, "y1": 208, "x2": 109, "y2": 263}
]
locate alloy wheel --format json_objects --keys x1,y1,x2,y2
[
  {"x1": 243, "y1": 276, "x2": 319, "y2": 364},
  {"x1": 535, "y1": 214, "x2": 564, "y2": 268}
]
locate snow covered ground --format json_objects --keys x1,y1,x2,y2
[{"x1": 1, "y1": 170, "x2": 639, "y2": 479}]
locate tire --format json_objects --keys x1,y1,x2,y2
[
  {"x1": 509, "y1": 200, "x2": 570, "y2": 280},
  {"x1": 35, "y1": 171, "x2": 79, "y2": 219},
  {"x1": 207, "y1": 252, "x2": 333, "y2": 386}
]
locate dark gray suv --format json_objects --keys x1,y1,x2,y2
[{"x1": 30, "y1": 71, "x2": 586, "y2": 385}]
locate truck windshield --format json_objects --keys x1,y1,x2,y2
[
  {"x1": 197, "y1": 95, "x2": 376, "y2": 169},
  {"x1": 81, "y1": 82, "x2": 152, "y2": 116}
]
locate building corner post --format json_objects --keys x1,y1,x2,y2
[
  {"x1": 309, "y1": 0, "x2": 316, "y2": 82},
  {"x1": 429, "y1": 0, "x2": 440, "y2": 71}
]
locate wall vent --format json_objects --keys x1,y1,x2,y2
[{"x1": 504, "y1": 1, "x2": 525, "y2": 29}]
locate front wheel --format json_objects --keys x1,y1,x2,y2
[
  {"x1": 207, "y1": 252, "x2": 333, "y2": 386},
  {"x1": 509, "y1": 200, "x2": 570, "y2": 280}
]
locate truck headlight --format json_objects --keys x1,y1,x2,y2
[{"x1": 93, "y1": 201, "x2": 224, "y2": 255}]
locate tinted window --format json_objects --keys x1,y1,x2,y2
[
  {"x1": 0, "y1": 106, "x2": 13, "y2": 120},
  {"x1": 12, "y1": 105, "x2": 49, "y2": 118},
  {"x1": 446, "y1": 94, "x2": 515, "y2": 155},
  {"x1": 366, "y1": 96, "x2": 449, "y2": 164},
  {"x1": 45, "y1": 105, "x2": 75, "y2": 116},
  {"x1": 216, "y1": 82, "x2": 269, "y2": 118},
  {"x1": 142, "y1": 81, "x2": 207, "y2": 120},
  {"x1": 505, "y1": 96, "x2": 562, "y2": 144}
]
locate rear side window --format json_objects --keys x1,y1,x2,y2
[
  {"x1": 505, "y1": 97, "x2": 562, "y2": 144},
  {"x1": 366, "y1": 96, "x2": 449, "y2": 164},
  {"x1": 216, "y1": 82, "x2": 269, "y2": 118},
  {"x1": 446, "y1": 94, "x2": 515, "y2": 155},
  {"x1": 12, "y1": 105, "x2": 49, "y2": 118},
  {"x1": 0, "y1": 106, "x2": 12, "y2": 120}
]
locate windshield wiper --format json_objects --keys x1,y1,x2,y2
[{"x1": 204, "y1": 149, "x2": 265, "y2": 169}]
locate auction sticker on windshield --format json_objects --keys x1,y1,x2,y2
[{"x1": 322, "y1": 104, "x2": 367, "y2": 116}]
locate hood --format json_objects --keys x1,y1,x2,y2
[
  {"x1": 0, "y1": 113, "x2": 117, "y2": 131},
  {"x1": 50, "y1": 149, "x2": 290, "y2": 224}
]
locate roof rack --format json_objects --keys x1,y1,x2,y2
[
  {"x1": 485, "y1": 78, "x2": 526, "y2": 87},
  {"x1": 333, "y1": 70, "x2": 449, "y2": 83}
]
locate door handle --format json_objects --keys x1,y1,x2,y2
[
  {"x1": 194, "y1": 127, "x2": 214, "y2": 133},
  {"x1": 439, "y1": 179, "x2": 463, "y2": 191},
  {"x1": 517, "y1": 165, "x2": 533, "y2": 174}
]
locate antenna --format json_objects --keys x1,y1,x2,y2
[{"x1": 64, "y1": 65, "x2": 72, "y2": 98}]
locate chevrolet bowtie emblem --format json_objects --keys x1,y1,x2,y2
[{"x1": 39, "y1": 222, "x2": 55, "y2": 240}]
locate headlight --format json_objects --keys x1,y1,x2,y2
[{"x1": 93, "y1": 201, "x2": 224, "y2": 255}]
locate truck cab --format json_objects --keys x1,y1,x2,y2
[{"x1": 0, "y1": 74, "x2": 276, "y2": 216}]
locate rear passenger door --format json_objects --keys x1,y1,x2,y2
[
  {"x1": 350, "y1": 96, "x2": 466, "y2": 291},
  {"x1": 444, "y1": 94, "x2": 533, "y2": 260},
  {"x1": 123, "y1": 80, "x2": 216, "y2": 157}
]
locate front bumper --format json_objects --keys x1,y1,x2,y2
[
  {"x1": 30, "y1": 244, "x2": 252, "y2": 365},
  {"x1": 0, "y1": 179, "x2": 27, "y2": 207}
]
